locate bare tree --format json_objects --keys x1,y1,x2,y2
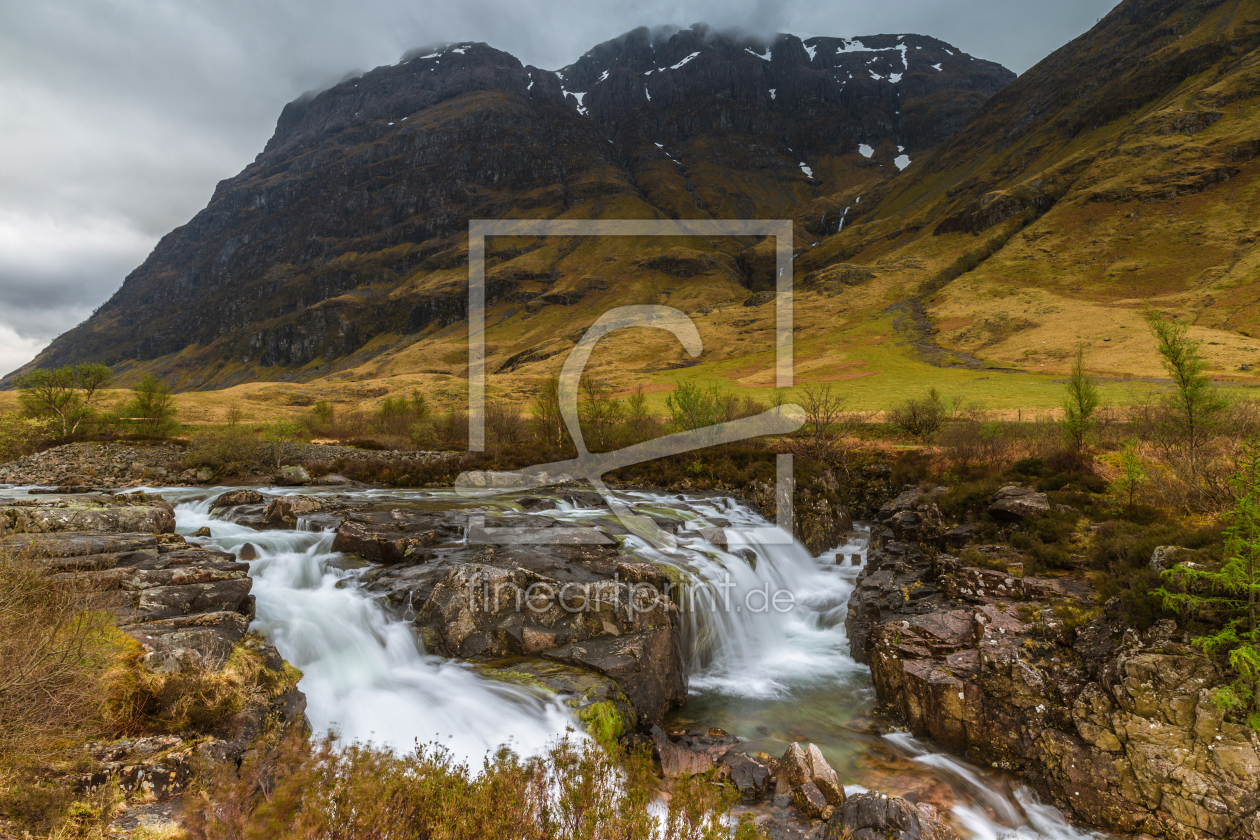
[{"x1": 782, "y1": 383, "x2": 870, "y2": 475}]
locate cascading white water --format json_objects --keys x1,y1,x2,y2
[
  {"x1": 162, "y1": 486, "x2": 1105, "y2": 840},
  {"x1": 883, "y1": 728, "x2": 1105, "y2": 839},
  {"x1": 174, "y1": 495, "x2": 576, "y2": 763}
]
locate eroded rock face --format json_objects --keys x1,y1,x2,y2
[
  {"x1": 474, "y1": 657, "x2": 638, "y2": 740},
  {"x1": 2, "y1": 492, "x2": 306, "y2": 804},
  {"x1": 414, "y1": 554, "x2": 686, "y2": 723},
  {"x1": 847, "y1": 498, "x2": 1260, "y2": 840}
]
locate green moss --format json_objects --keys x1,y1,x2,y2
[{"x1": 573, "y1": 700, "x2": 624, "y2": 744}]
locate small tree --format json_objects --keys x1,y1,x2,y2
[
  {"x1": 124, "y1": 374, "x2": 178, "y2": 437},
  {"x1": 1063, "y1": 343, "x2": 1101, "y2": 453},
  {"x1": 262, "y1": 420, "x2": 306, "y2": 470},
  {"x1": 16, "y1": 363, "x2": 114, "y2": 438},
  {"x1": 1157, "y1": 439, "x2": 1260, "y2": 730},
  {"x1": 530, "y1": 376, "x2": 565, "y2": 446},
  {"x1": 888, "y1": 387, "x2": 948, "y2": 440},
  {"x1": 624, "y1": 386, "x2": 657, "y2": 444},
  {"x1": 665, "y1": 382, "x2": 724, "y2": 432},
  {"x1": 1109, "y1": 438, "x2": 1147, "y2": 513},
  {"x1": 782, "y1": 383, "x2": 868, "y2": 475},
  {"x1": 579, "y1": 379, "x2": 623, "y2": 452},
  {"x1": 1145, "y1": 311, "x2": 1228, "y2": 473}
]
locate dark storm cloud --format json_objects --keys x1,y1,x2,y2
[{"x1": 0, "y1": 0, "x2": 1118, "y2": 374}]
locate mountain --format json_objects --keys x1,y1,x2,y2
[
  {"x1": 12, "y1": 25, "x2": 1013, "y2": 391},
  {"x1": 792, "y1": 0, "x2": 1260, "y2": 380}
]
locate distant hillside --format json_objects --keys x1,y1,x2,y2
[{"x1": 10, "y1": 25, "x2": 1012, "y2": 389}]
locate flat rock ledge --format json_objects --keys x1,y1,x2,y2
[{"x1": 0, "y1": 492, "x2": 306, "y2": 802}]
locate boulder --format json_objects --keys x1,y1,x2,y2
[
  {"x1": 987, "y1": 486, "x2": 1050, "y2": 521},
  {"x1": 263, "y1": 495, "x2": 329, "y2": 528},
  {"x1": 794, "y1": 781, "x2": 832, "y2": 820},
  {"x1": 473, "y1": 657, "x2": 637, "y2": 741},
  {"x1": 722, "y1": 751, "x2": 771, "y2": 803},
  {"x1": 1149, "y1": 545, "x2": 1181, "y2": 572},
  {"x1": 210, "y1": 489, "x2": 266, "y2": 509},
  {"x1": 333, "y1": 510, "x2": 461, "y2": 563},
  {"x1": 0, "y1": 495, "x2": 176, "y2": 537},
  {"x1": 826, "y1": 792, "x2": 958, "y2": 840},
  {"x1": 543, "y1": 628, "x2": 687, "y2": 726},
  {"x1": 778, "y1": 742, "x2": 813, "y2": 788},
  {"x1": 276, "y1": 465, "x2": 312, "y2": 486},
  {"x1": 807, "y1": 743, "x2": 845, "y2": 806},
  {"x1": 651, "y1": 725, "x2": 717, "y2": 777}
]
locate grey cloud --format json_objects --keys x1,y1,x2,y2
[{"x1": 0, "y1": 0, "x2": 1117, "y2": 375}]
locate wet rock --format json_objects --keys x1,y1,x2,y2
[
  {"x1": 779, "y1": 742, "x2": 813, "y2": 788},
  {"x1": 333, "y1": 509, "x2": 461, "y2": 563},
  {"x1": 543, "y1": 628, "x2": 687, "y2": 725},
  {"x1": 987, "y1": 486, "x2": 1050, "y2": 522},
  {"x1": 652, "y1": 724, "x2": 718, "y2": 777},
  {"x1": 210, "y1": 489, "x2": 266, "y2": 509},
  {"x1": 192, "y1": 526, "x2": 212, "y2": 537},
  {"x1": 806, "y1": 743, "x2": 845, "y2": 806},
  {"x1": 826, "y1": 792, "x2": 958, "y2": 840},
  {"x1": 315, "y1": 473, "x2": 354, "y2": 486},
  {"x1": 238, "y1": 543, "x2": 259, "y2": 561},
  {"x1": 263, "y1": 494, "x2": 335, "y2": 527},
  {"x1": 415, "y1": 552, "x2": 687, "y2": 725},
  {"x1": 473, "y1": 657, "x2": 637, "y2": 740}
]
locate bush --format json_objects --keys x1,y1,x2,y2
[
  {"x1": 105, "y1": 637, "x2": 300, "y2": 737},
  {"x1": 0, "y1": 412, "x2": 52, "y2": 463},
  {"x1": 185, "y1": 731, "x2": 757, "y2": 840},
  {"x1": 183, "y1": 426, "x2": 267, "y2": 477},
  {"x1": 120, "y1": 375, "x2": 179, "y2": 438},
  {"x1": 888, "y1": 388, "x2": 950, "y2": 440}
]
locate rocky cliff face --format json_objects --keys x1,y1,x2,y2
[
  {"x1": 12, "y1": 26, "x2": 1012, "y2": 388},
  {"x1": 847, "y1": 488, "x2": 1260, "y2": 840}
]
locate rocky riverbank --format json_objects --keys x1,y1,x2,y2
[
  {"x1": 846, "y1": 486, "x2": 1260, "y2": 840},
  {"x1": 0, "y1": 440, "x2": 454, "y2": 490},
  {"x1": 0, "y1": 490, "x2": 306, "y2": 823}
]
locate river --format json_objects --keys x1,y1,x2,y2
[{"x1": 154, "y1": 484, "x2": 1100, "y2": 840}]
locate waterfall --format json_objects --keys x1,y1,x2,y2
[
  {"x1": 175, "y1": 496, "x2": 576, "y2": 763},
  {"x1": 162, "y1": 487, "x2": 1104, "y2": 840}
]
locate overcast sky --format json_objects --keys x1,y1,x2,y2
[{"x1": 0, "y1": 0, "x2": 1118, "y2": 375}]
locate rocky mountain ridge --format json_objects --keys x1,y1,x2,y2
[{"x1": 9, "y1": 25, "x2": 1013, "y2": 387}]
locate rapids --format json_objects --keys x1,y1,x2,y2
[{"x1": 152, "y1": 485, "x2": 1102, "y2": 839}]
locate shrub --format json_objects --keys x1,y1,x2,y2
[
  {"x1": 888, "y1": 388, "x2": 949, "y2": 440},
  {"x1": 665, "y1": 382, "x2": 725, "y2": 433},
  {"x1": 122, "y1": 375, "x2": 179, "y2": 438},
  {"x1": 1157, "y1": 440, "x2": 1260, "y2": 729},
  {"x1": 183, "y1": 426, "x2": 267, "y2": 477},
  {"x1": 184, "y1": 731, "x2": 757, "y2": 840},
  {"x1": 0, "y1": 412, "x2": 52, "y2": 462}
]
